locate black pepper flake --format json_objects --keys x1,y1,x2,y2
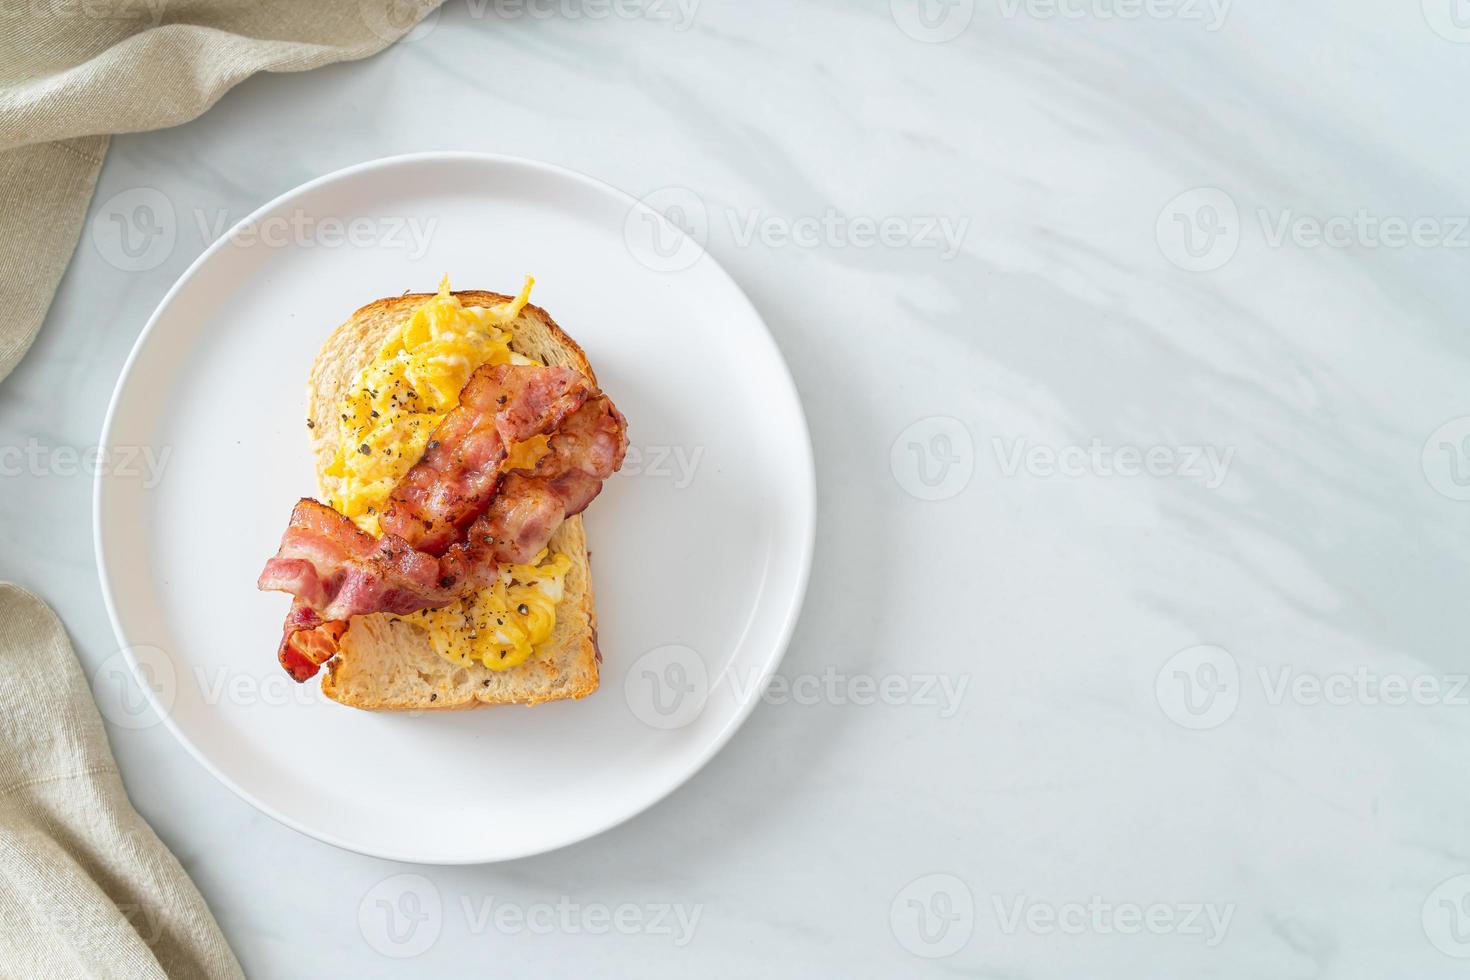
[
  {"x1": 370, "y1": 410, "x2": 380, "y2": 419},
  {"x1": 427, "y1": 440, "x2": 440, "y2": 451},
  {"x1": 306, "y1": 419, "x2": 315, "y2": 429},
  {"x1": 358, "y1": 443, "x2": 370, "y2": 455},
  {"x1": 517, "y1": 603, "x2": 529, "y2": 615},
  {"x1": 438, "y1": 575, "x2": 456, "y2": 588},
  {"x1": 429, "y1": 693, "x2": 437, "y2": 702},
  {"x1": 497, "y1": 395, "x2": 508, "y2": 405}
]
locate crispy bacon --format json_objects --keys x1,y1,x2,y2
[
  {"x1": 258, "y1": 498, "x2": 460, "y2": 620},
  {"x1": 449, "y1": 395, "x2": 628, "y2": 567},
  {"x1": 380, "y1": 364, "x2": 592, "y2": 554},
  {"x1": 258, "y1": 498, "x2": 474, "y2": 679},
  {"x1": 277, "y1": 600, "x2": 349, "y2": 682},
  {"x1": 258, "y1": 363, "x2": 628, "y2": 681}
]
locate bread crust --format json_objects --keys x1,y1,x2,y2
[{"x1": 305, "y1": 290, "x2": 602, "y2": 710}]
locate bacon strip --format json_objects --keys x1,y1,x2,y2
[
  {"x1": 258, "y1": 363, "x2": 628, "y2": 681},
  {"x1": 258, "y1": 498, "x2": 482, "y2": 681},
  {"x1": 446, "y1": 394, "x2": 628, "y2": 568},
  {"x1": 380, "y1": 364, "x2": 592, "y2": 554},
  {"x1": 257, "y1": 498, "x2": 460, "y2": 620},
  {"x1": 278, "y1": 600, "x2": 349, "y2": 683}
]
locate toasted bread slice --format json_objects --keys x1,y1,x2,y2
[{"x1": 307, "y1": 291, "x2": 601, "y2": 710}]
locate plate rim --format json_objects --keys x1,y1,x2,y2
[{"x1": 92, "y1": 150, "x2": 816, "y2": 865}]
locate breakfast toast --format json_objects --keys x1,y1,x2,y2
[{"x1": 306, "y1": 292, "x2": 601, "y2": 710}]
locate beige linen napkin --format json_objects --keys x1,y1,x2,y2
[
  {"x1": 0, "y1": 583, "x2": 242, "y2": 979},
  {"x1": 0, "y1": 0, "x2": 443, "y2": 383}
]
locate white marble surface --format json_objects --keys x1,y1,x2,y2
[{"x1": 4, "y1": 0, "x2": 1470, "y2": 975}]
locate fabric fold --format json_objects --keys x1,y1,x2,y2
[
  {"x1": 0, "y1": 0, "x2": 442, "y2": 383},
  {"x1": 0, "y1": 583, "x2": 244, "y2": 979}
]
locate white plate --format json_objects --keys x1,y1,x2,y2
[{"x1": 94, "y1": 153, "x2": 814, "y2": 864}]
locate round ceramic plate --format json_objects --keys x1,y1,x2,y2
[{"x1": 94, "y1": 153, "x2": 814, "y2": 864}]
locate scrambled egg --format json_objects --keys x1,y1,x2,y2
[
  {"x1": 315, "y1": 275, "x2": 570, "y2": 672},
  {"x1": 416, "y1": 551, "x2": 572, "y2": 671}
]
